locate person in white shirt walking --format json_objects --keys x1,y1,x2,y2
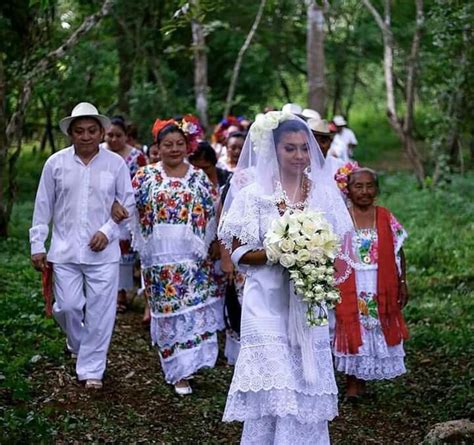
[
  {"x1": 29, "y1": 102, "x2": 135, "y2": 389},
  {"x1": 328, "y1": 115, "x2": 358, "y2": 162}
]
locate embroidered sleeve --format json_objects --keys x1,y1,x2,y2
[
  {"x1": 195, "y1": 171, "x2": 217, "y2": 246},
  {"x1": 131, "y1": 166, "x2": 154, "y2": 239},
  {"x1": 390, "y1": 212, "x2": 407, "y2": 274},
  {"x1": 218, "y1": 185, "x2": 261, "y2": 251}
]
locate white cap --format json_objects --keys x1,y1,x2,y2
[
  {"x1": 282, "y1": 103, "x2": 303, "y2": 115},
  {"x1": 333, "y1": 115, "x2": 347, "y2": 126},
  {"x1": 302, "y1": 108, "x2": 321, "y2": 120},
  {"x1": 59, "y1": 102, "x2": 111, "y2": 135}
]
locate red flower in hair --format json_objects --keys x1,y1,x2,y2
[{"x1": 152, "y1": 119, "x2": 177, "y2": 140}]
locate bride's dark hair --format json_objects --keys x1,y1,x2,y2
[{"x1": 273, "y1": 119, "x2": 310, "y2": 146}]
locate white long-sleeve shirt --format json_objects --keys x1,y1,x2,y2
[{"x1": 29, "y1": 146, "x2": 135, "y2": 264}]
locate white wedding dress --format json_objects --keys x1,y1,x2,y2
[{"x1": 220, "y1": 183, "x2": 338, "y2": 445}]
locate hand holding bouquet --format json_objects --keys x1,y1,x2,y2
[{"x1": 263, "y1": 209, "x2": 341, "y2": 326}]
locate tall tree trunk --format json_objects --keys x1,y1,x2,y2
[
  {"x1": 363, "y1": 0, "x2": 425, "y2": 185},
  {"x1": 0, "y1": 56, "x2": 8, "y2": 238},
  {"x1": 0, "y1": 0, "x2": 114, "y2": 238},
  {"x1": 191, "y1": 0, "x2": 208, "y2": 131},
  {"x1": 306, "y1": 0, "x2": 327, "y2": 115},
  {"x1": 223, "y1": 0, "x2": 266, "y2": 117}
]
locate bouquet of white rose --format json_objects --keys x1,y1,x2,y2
[{"x1": 263, "y1": 209, "x2": 341, "y2": 326}]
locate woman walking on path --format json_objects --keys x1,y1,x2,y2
[
  {"x1": 219, "y1": 112, "x2": 353, "y2": 444},
  {"x1": 131, "y1": 117, "x2": 224, "y2": 395},
  {"x1": 333, "y1": 165, "x2": 409, "y2": 400},
  {"x1": 103, "y1": 116, "x2": 147, "y2": 312}
]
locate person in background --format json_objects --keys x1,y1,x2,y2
[
  {"x1": 103, "y1": 116, "x2": 147, "y2": 312},
  {"x1": 189, "y1": 141, "x2": 231, "y2": 188},
  {"x1": 131, "y1": 116, "x2": 223, "y2": 395},
  {"x1": 30, "y1": 102, "x2": 135, "y2": 390},
  {"x1": 147, "y1": 143, "x2": 160, "y2": 164},
  {"x1": 328, "y1": 115, "x2": 358, "y2": 161},
  {"x1": 217, "y1": 131, "x2": 245, "y2": 172},
  {"x1": 334, "y1": 165, "x2": 409, "y2": 401},
  {"x1": 126, "y1": 122, "x2": 148, "y2": 154},
  {"x1": 302, "y1": 108, "x2": 321, "y2": 121}
]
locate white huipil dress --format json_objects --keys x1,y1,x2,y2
[
  {"x1": 334, "y1": 212, "x2": 408, "y2": 380},
  {"x1": 219, "y1": 183, "x2": 338, "y2": 445}
]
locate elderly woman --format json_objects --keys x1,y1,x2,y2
[
  {"x1": 131, "y1": 117, "x2": 223, "y2": 395},
  {"x1": 103, "y1": 116, "x2": 147, "y2": 312},
  {"x1": 334, "y1": 166, "x2": 409, "y2": 400}
]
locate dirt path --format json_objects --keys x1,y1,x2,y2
[{"x1": 29, "y1": 306, "x2": 467, "y2": 444}]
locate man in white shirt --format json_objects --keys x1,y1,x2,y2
[
  {"x1": 30, "y1": 102, "x2": 135, "y2": 389},
  {"x1": 328, "y1": 115, "x2": 358, "y2": 162}
]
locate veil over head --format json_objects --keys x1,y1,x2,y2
[{"x1": 220, "y1": 111, "x2": 354, "y2": 280}]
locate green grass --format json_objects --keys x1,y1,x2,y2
[{"x1": 0, "y1": 152, "x2": 472, "y2": 443}]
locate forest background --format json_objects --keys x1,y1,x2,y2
[{"x1": 0, "y1": 0, "x2": 473, "y2": 443}]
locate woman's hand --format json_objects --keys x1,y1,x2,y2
[
  {"x1": 208, "y1": 240, "x2": 221, "y2": 260},
  {"x1": 111, "y1": 200, "x2": 129, "y2": 223},
  {"x1": 398, "y1": 281, "x2": 409, "y2": 308},
  {"x1": 220, "y1": 254, "x2": 234, "y2": 280}
]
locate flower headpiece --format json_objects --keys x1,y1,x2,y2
[
  {"x1": 152, "y1": 114, "x2": 204, "y2": 154},
  {"x1": 334, "y1": 161, "x2": 360, "y2": 195},
  {"x1": 249, "y1": 111, "x2": 296, "y2": 154},
  {"x1": 212, "y1": 115, "x2": 242, "y2": 144}
]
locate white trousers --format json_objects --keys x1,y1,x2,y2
[{"x1": 52, "y1": 262, "x2": 119, "y2": 380}]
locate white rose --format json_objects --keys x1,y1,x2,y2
[
  {"x1": 265, "y1": 243, "x2": 281, "y2": 262},
  {"x1": 279, "y1": 238, "x2": 295, "y2": 253},
  {"x1": 280, "y1": 253, "x2": 296, "y2": 268},
  {"x1": 296, "y1": 249, "x2": 311, "y2": 263}
]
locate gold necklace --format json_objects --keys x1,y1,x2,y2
[{"x1": 350, "y1": 207, "x2": 376, "y2": 230}]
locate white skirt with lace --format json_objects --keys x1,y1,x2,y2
[{"x1": 334, "y1": 268, "x2": 406, "y2": 380}]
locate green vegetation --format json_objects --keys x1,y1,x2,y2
[{"x1": 0, "y1": 152, "x2": 472, "y2": 443}]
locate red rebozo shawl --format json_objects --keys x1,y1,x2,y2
[{"x1": 335, "y1": 206, "x2": 409, "y2": 354}]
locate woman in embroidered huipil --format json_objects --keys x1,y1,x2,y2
[
  {"x1": 131, "y1": 118, "x2": 223, "y2": 395},
  {"x1": 103, "y1": 116, "x2": 147, "y2": 311},
  {"x1": 334, "y1": 167, "x2": 409, "y2": 400}
]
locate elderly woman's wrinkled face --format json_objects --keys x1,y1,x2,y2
[
  {"x1": 158, "y1": 131, "x2": 187, "y2": 168},
  {"x1": 226, "y1": 136, "x2": 244, "y2": 165},
  {"x1": 276, "y1": 131, "x2": 310, "y2": 177},
  {"x1": 347, "y1": 171, "x2": 378, "y2": 208}
]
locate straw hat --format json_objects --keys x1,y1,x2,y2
[
  {"x1": 59, "y1": 102, "x2": 111, "y2": 135},
  {"x1": 302, "y1": 108, "x2": 321, "y2": 120},
  {"x1": 282, "y1": 103, "x2": 303, "y2": 115},
  {"x1": 308, "y1": 119, "x2": 331, "y2": 135},
  {"x1": 333, "y1": 115, "x2": 347, "y2": 126}
]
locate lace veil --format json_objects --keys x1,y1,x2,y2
[{"x1": 220, "y1": 111, "x2": 353, "y2": 282}]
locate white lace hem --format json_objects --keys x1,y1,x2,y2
[
  {"x1": 158, "y1": 334, "x2": 218, "y2": 384},
  {"x1": 224, "y1": 389, "x2": 338, "y2": 424},
  {"x1": 241, "y1": 416, "x2": 330, "y2": 445},
  {"x1": 150, "y1": 297, "x2": 225, "y2": 346},
  {"x1": 228, "y1": 335, "x2": 337, "y2": 396},
  {"x1": 334, "y1": 325, "x2": 406, "y2": 380}
]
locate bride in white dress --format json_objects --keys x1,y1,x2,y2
[{"x1": 219, "y1": 112, "x2": 354, "y2": 444}]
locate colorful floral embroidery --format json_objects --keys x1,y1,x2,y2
[
  {"x1": 354, "y1": 228, "x2": 378, "y2": 265},
  {"x1": 125, "y1": 148, "x2": 147, "y2": 179},
  {"x1": 142, "y1": 261, "x2": 216, "y2": 314},
  {"x1": 160, "y1": 331, "x2": 215, "y2": 359},
  {"x1": 132, "y1": 163, "x2": 216, "y2": 240},
  {"x1": 358, "y1": 291, "x2": 379, "y2": 330}
]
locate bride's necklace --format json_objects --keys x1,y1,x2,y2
[{"x1": 274, "y1": 177, "x2": 309, "y2": 212}]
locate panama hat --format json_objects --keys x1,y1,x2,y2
[
  {"x1": 333, "y1": 115, "x2": 347, "y2": 126},
  {"x1": 282, "y1": 103, "x2": 303, "y2": 115},
  {"x1": 59, "y1": 102, "x2": 111, "y2": 135},
  {"x1": 308, "y1": 119, "x2": 331, "y2": 135},
  {"x1": 302, "y1": 108, "x2": 321, "y2": 120}
]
